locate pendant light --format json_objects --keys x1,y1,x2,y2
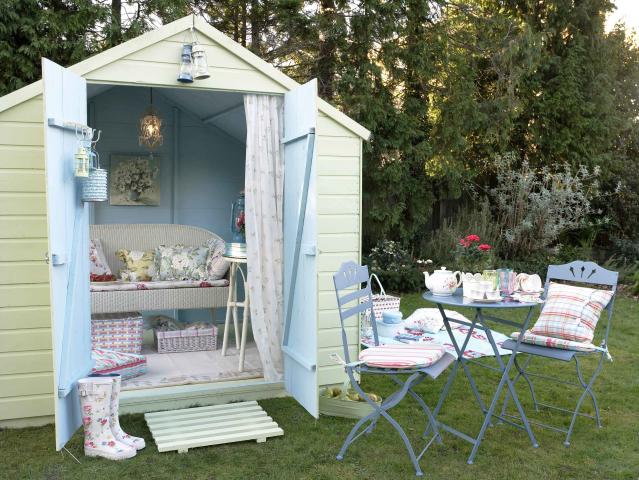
[{"x1": 138, "y1": 88, "x2": 163, "y2": 149}]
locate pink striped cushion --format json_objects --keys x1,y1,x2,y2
[
  {"x1": 530, "y1": 283, "x2": 612, "y2": 343},
  {"x1": 359, "y1": 344, "x2": 445, "y2": 369}
]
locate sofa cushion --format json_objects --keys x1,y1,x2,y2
[
  {"x1": 90, "y1": 278, "x2": 229, "y2": 292},
  {"x1": 205, "y1": 238, "x2": 231, "y2": 280},
  {"x1": 154, "y1": 244, "x2": 210, "y2": 281},
  {"x1": 116, "y1": 249, "x2": 156, "y2": 281},
  {"x1": 89, "y1": 239, "x2": 112, "y2": 276}
]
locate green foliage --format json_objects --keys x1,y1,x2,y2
[
  {"x1": 365, "y1": 240, "x2": 424, "y2": 293},
  {"x1": 422, "y1": 199, "x2": 501, "y2": 265},
  {"x1": 632, "y1": 271, "x2": 639, "y2": 296}
]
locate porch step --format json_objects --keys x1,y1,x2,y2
[{"x1": 144, "y1": 400, "x2": 283, "y2": 453}]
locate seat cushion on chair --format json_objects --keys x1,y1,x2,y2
[
  {"x1": 359, "y1": 344, "x2": 446, "y2": 369},
  {"x1": 530, "y1": 282, "x2": 613, "y2": 344},
  {"x1": 510, "y1": 330, "x2": 598, "y2": 352},
  {"x1": 92, "y1": 348, "x2": 147, "y2": 380}
]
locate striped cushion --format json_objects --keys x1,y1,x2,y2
[
  {"x1": 511, "y1": 331, "x2": 598, "y2": 352},
  {"x1": 92, "y1": 348, "x2": 147, "y2": 380},
  {"x1": 530, "y1": 282, "x2": 613, "y2": 343},
  {"x1": 359, "y1": 344, "x2": 445, "y2": 369}
]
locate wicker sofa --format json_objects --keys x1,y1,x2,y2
[{"x1": 90, "y1": 224, "x2": 229, "y2": 314}]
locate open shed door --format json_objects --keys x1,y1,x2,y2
[
  {"x1": 282, "y1": 79, "x2": 319, "y2": 417},
  {"x1": 42, "y1": 59, "x2": 93, "y2": 449}
]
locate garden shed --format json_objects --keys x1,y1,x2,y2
[{"x1": 0, "y1": 14, "x2": 369, "y2": 450}]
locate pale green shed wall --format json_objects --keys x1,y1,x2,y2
[{"x1": 0, "y1": 95, "x2": 55, "y2": 427}]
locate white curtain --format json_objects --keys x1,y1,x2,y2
[{"x1": 244, "y1": 94, "x2": 285, "y2": 381}]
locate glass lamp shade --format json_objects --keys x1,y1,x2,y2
[
  {"x1": 230, "y1": 191, "x2": 246, "y2": 243},
  {"x1": 191, "y1": 43, "x2": 210, "y2": 80},
  {"x1": 138, "y1": 107, "x2": 163, "y2": 149},
  {"x1": 177, "y1": 44, "x2": 194, "y2": 83}
]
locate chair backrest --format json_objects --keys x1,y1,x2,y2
[
  {"x1": 333, "y1": 261, "x2": 379, "y2": 363},
  {"x1": 545, "y1": 260, "x2": 618, "y2": 345}
]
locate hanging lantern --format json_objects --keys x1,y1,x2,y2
[
  {"x1": 74, "y1": 145, "x2": 90, "y2": 177},
  {"x1": 177, "y1": 43, "x2": 194, "y2": 83},
  {"x1": 139, "y1": 88, "x2": 163, "y2": 149},
  {"x1": 192, "y1": 42, "x2": 210, "y2": 80}
]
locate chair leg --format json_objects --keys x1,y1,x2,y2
[
  {"x1": 338, "y1": 371, "x2": 427, "y2": 476},
  {"x1": 565, "y1": 355, "x2": 604, "y2": 446},
  {"x1": 501, "y1": 354, "x2": 538, "y2": 419}
]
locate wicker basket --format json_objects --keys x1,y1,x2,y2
[
  {"x1": 91, "y1": 312, "x2": 143, "y2": 354},
  {"x1": 154, "y1": 326, "x2": 218, "y2": 353}
]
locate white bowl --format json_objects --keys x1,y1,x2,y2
[{"x1": 375, "y1": 321, "x2": 403, "y2": 339}]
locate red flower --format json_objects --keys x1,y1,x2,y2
[
  {"x1": 478, "y1": 244, "x2": 492, "y2": 251},
  {"x1": 465, "y1": 234, "x2": 480, "y2": 243},
  {"x1": 459, "y1": 238, "x2": 471, "y2": 248}
]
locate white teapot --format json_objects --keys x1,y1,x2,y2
[{"x1": 424, "y1": 267, "x2": 462, "y2": 296}]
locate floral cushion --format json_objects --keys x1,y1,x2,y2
[
  {"x1": 359, "y1": 344, "x2": 446, "y2": 369},
  {"x1": 116, "y1": 249, "x2": 157, "y2": 282},
  {"x1": 530, "y1": 282, "x2": 613, "y2": 343},
  {"x1": 90, "y1": 278, "x2": 229, "y2": 292},
  {"x1": 511, "y1": 331, "x2": 598, "y2": 352},
  {"x1": 154, "y1": 244, "x2": 209, "y2": 281},
  {"x1": 91, "y1": 348, "x2": 147, "y2": 380},
  {"x1": 205, "y1": 238, "x2": 230, "y2": 280},
  {"x1": 404, "y1": 308, "x2": 469, "y2": 334},
  {"x1": 89, "y1": 239, "x2": 112, "y2": 276}
]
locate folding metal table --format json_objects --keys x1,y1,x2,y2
[{"x1": 422, "y1": 292, "x2": 540, "y2": 464}]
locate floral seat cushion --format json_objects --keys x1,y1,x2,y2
[
  {"x1": 90, "y1": 278, "x2": 229, "y2": 292},
  {"x1": 359, "y1": 344, "x2": 446, "y2": 369},
  {"x1": 91, "y1": 349, "x2": 147, "y2": 380},
  {"x1": 510, "y1": 331, "x2": 598, "y2": 352}
]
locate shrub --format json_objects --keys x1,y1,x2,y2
[
  {"x1": 421, "y1": 198, "x2": 501, "y2": 264},
  {"x1": 453, "y1": 234, "x2": 495, "y2": 272},
  {"x1": 365, "y1": 240, "x2": 424, "y2": 293},
  {"x1": 491, "y1": 152, "x2": 600, "y2": 258}
]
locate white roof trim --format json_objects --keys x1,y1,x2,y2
[{"x1": 0, "y1": 15, "x2": 370, "y2": 140}]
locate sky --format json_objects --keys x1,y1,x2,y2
[{"x1": 606, "y1": 0, "x2": 639, "y2": 33}]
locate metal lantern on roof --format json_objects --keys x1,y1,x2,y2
[
  {"x1": 139, "y1": 88, "x2": 163, "y2": 149},
  {"x1": 191, "y1": 42, "x2": 210, "y2": 80},
  {"x1": 177, "y1": 43, "x2": 194, "y2": 83}
]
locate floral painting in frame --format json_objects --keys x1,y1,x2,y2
[{"x1": 109, "y1": 154, "x2": 160, "y2": 206}]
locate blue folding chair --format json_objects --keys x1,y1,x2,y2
[
  {"x1": 332, "y1": 261, "x2": 454, "y2": 477},
  {"x1": 500, "y1": 260, "x2": 618, "y2": 446}
]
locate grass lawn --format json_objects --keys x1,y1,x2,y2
[{"x1": 2, "y1": 294, "x2": 638, "y2": 479}]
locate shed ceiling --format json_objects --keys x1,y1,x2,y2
[{"x1": 87, "y1": 84, "x2": 246, "y2": 143}]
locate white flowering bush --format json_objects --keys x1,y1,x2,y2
[
  {"x1": 491, "y1": 152, "x2": 601, "y2": 258},
  {"x1": 365, "y1": 240, "x2": 429, "y2": 292},
  {"x1": 112, "y1": 157, "x2": 158, "y2": 196}
]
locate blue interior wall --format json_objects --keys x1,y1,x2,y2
[{"x1": 89, "y1": 86, "x2": 245, "y2": 324}]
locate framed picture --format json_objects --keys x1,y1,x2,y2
[{"x1": 109, "y1": 154, "x2": 160, "y2": 206}]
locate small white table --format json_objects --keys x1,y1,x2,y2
[{"x1": 221, "y1": 256, "x2": 250, "y2": 372}]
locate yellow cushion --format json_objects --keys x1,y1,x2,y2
[{"x1": 116, "y1": 249, "x2": 156, "y2": 281}]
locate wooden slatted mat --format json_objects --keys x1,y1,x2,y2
[{"x1": 144, "y1": 400, "x2": 283, "y2": 453}]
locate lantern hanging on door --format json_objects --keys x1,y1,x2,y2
[{"x1": 74, "y1": 145, "x2": 90, "y2": 177}]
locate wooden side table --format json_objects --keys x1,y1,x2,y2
[{"x1": 221, "y1": 256, "x2": 251, "y2": 372}]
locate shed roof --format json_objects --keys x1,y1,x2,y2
[{"x1": 0, "y1": 15, "x2": 370, "y2": 140}]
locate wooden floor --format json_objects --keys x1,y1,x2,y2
[{"x1": 144, "y1": 400, "x2": 284, "y2": 453}]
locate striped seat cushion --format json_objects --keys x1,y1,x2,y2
[
  {"x1": 530, "y1": 282, "x2": 613, "y2": 344},
  {"x1": 359, "y1": 344, "x2": 445, "y2": 369},
  {"x1": 511, "y1": 330, "x2": 598, "y2": 352}
]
